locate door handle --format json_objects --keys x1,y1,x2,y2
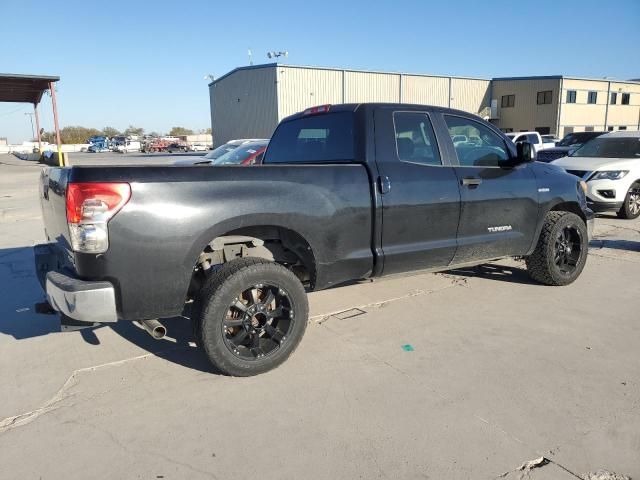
[
  {"x1": 461, "y1": 177, "x2": 482, "y2": 187},
  {"x1": 378, "y1": 175, "x2": 391, "y2": 194}
]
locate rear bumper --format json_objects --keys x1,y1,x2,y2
[{"x1": 34, "y1": 243, "x2": 118, "y2": 323}]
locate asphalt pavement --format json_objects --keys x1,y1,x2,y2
[{"x1": 0, "y1": 153, "x2": 638, "y2": 480}]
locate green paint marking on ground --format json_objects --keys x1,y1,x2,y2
[{"x1": 401, "y1": 344, "x2": 414, "y2": 352}]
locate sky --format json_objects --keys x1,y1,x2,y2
[{"x1": 1, "y1": 0, "x2": 639, "y2": 143}]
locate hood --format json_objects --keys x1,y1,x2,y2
[{"x1": 552, "y1": 156, "x2": 640, "y2": 171}]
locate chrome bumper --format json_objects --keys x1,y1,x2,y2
[{"x1": 46, "y1": 271, "x2": 118, "y2": 323}]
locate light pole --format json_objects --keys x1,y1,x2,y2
[{"x1": 267, "y1": 51, "x2": 289, "y2": 60}]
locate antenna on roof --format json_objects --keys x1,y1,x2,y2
[{"x1": 248, "y1": 49, "x2": 253, "y2": 66}]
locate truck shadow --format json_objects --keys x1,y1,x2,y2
[
  {"x1": 0, "y1": 247, "x2": 61, "y2": 339},
  {"x1": 0, "y1": 246, "x2": 217, "y2": 373},
  {"x1": 445, "y1": 263, "x2": 537, "y2": 285},
  {"x1": 589, "y1": 239, "x2": 640, "y2": 252}
]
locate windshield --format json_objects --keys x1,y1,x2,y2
[
  {"x1": 570, "y1": 137, "x2": 640, "y2": 158},
  {"x1": 558, "y1": 132, "x2": 601, "y2": 147},
  {"x1": 212, "y1": 142, "x2": 268, "y2": 165},
  {"x1": 204, "y1": 143, "x2": 240, "y2": 160}
]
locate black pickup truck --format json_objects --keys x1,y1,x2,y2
[{"x1": 36, "y1": 103, "x2": 594, "y2": 376}]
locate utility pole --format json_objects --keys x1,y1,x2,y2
[{"x1": 24, "y1": 112, "x2": 35, "y2": 140}]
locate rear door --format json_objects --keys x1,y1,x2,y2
[
  {"x1": 373, "y1": 108, "x2": 461, "y2": 275},
  {"x1": 438, "y1": 113, "x2": 539, "y2": 264}
]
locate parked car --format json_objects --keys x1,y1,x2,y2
[
  {"x1": 36, "y1": 103, "x2": 593, "y2": 377},
  {"x1": 166, "y1": 142, "x2": 190, "y2": 153},
  {"x1": 552, "y1": 131, "x2": 640, "y2": 219},
  {"x1": 114, "y1": 140, "x2": 141, "y2": 153},
  {"x1": 541, "y1": 134, "x2": 559, "y2": 146},
  {"x1": 537, "y1": 131, "x2": 606, "y2": 163},
  {"x1": 190, "y1": 143, "x2": 209, "y2": 152},
  {"x1": 173, "y1": 139, "x2": 268, "y2": 166},
  {"x1": 506, "y1": 131, "x2": 550, "y2": 153},
  {"x1": 209, "y1": 140, "x2": 268, "y2": 165}
]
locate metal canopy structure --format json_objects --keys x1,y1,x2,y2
[
  {"x1": 0, "y1": 73, "x2": 64, "y2": 165},
  {"x1": 0, "y1": 73, "x2": 59, "y2": 103}
]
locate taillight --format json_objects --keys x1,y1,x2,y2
[
  {"x1": 66, "y1": 182, "x2": 131, "y2": 253},
  {"x1": 303, "y1": 104, "x2": 331, "y2": 115}
]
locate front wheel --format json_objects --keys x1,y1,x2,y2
[
  {"x1": 617, "y1": 182, "x2": 640, "y2": 219},
  {"x1": 193, "y1": 257, "x2": 308, "y2": 376},
  {"x1": 525, "y1": 211, "x2": 588, "y2": 286}
]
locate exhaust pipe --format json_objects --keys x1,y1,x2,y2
[{"x1": 137, "y1": 319, "x2": 167, "y2": 340}]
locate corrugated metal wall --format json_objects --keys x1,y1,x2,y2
[
  {"x1": 276, "y1": 67, "x2": 343, "y2": 119},
  {"x1": 451, "y1": 78, "x2": 491, "y2": 113},
  {"x1": 211, "y1": 65, "x2": 493, "y2": 143},
  {"x1": 401, "y1": 75, "x2": 449, "y2": 106},
  {"x1": 492, "y1": 78, "x2": 561, "y2": 133},
  {"x1": 210, "y1": 66, "x2": 279, "y2": 146}
]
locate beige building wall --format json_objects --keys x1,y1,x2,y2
[
  {"x1": 401, "y1": 75, "x2": 449, "y2": 106},
  {"x1": 209, "y1": 66, "x2": 279, "y2": 146},
  {"x1": 343, "y1": 71, "x2": 400, "y2": 103},
  {"x1": 605, "y1": 81, "x2": 640, "y2": 129},
  {"x1": 451, "y1": 78, "x2": 491, "y2": 113},
  {"x1": 492, "y1": 78, "x2": 561, "y2": 134},
  {"x1": 276, "y1": 66, "x2": 344, "y2": 120},
  {"x1": 559, "y1": 79, "x2": 608, "y2": 132}
]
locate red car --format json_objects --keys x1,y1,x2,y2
[{"x1": 210, "y1": 140, "x2": 268, "y2": 166}]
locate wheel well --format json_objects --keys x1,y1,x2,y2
[
  {"x1": 550, "y1": 202, "x2": 586, "y2": 222},
  {"x1": 192, "y1": 226, "x2": 317, "y2": 292}
]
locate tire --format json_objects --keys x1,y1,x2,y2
[
  {"x1": 616, "y1": 182, "x2": 640, "y2": 219},
  {"x1": 193, "y1": 257, "x2": 308, "y2": 376},
  {"x1": 525, "y1": 211, "x2": 588, "y2": 286}
]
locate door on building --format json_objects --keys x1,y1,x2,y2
[
  {"x1": 439, "y1": 113, "x2": 539, "y2": 264},
  {"x1": 535, "y1": 127, "x2": 551, "y2": 135},
  {"x1": 563, "y1": 126, "x2": 574, "y2": 137}
]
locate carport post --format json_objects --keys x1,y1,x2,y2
[
  {"x1": 33, "y1": 103, "x2": 42, "y2": 153},
  {"x1": 49, "y1": 81, "x2": 64, "y2": 167}
]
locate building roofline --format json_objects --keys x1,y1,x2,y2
[
  {"x1": 210, "y1": 63, "x2": 491, "y2": 86},
  {"x1": 493, "y1": 75, "x2": 640, "y2": 85}
]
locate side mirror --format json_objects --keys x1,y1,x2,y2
[{"x1": 516, "y1": 141, "x2": 536, "y2": 163}]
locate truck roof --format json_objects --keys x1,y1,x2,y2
[{"x1": 281, "y1": 103, "x2": 482, "y2": 122}]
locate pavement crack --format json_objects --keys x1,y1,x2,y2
[{"x1": 0, "y1": 347, "x2": 186, "y2": 434}]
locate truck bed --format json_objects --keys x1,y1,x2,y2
[{"x1": 39, "y1": 164, "x2": 375, "y2": 320}]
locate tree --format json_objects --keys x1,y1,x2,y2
[
  {"x1": 102, "y1": 126, "x2": 120, "y2": 137},
  {"x1": 42, "y1": 126, "x2": 101, "y2": 144},
  {"x1": 124, "y1": 125, "x2": 145, "y2": 136},
  {"x1": 200, "y1": 127, "x2": 212, "y2": 134},
  {"x1": 148, "y1": 131, "x2": 162, "y2": 138},
  {"x1": 169, "y1": 126, "x2": 194, "y2": 136}
]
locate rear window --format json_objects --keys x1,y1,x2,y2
[{"x1": 263, "y1": 112, "x2": 355, "y2": 164}]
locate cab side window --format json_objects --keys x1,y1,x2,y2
[
  {"x1": 393, "y1": 112, "x2": 442, "y2": 166},
  {"x1": 444, "y1": 115, "x2": 510, "y2": 167}
]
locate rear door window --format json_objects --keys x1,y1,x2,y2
[
  {"x1": 393, "y1": 112, "x2": 441, "y2": 166},
  {"x1": 264, "y1": 112, "x2": 355, "y2": 163}
]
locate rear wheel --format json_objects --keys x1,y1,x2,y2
[
  {"x1": 193, "y1": 258, "x2": 308, "y2": 376},
  {"x1": 616, "y1": 182, "x2": 640, "y2": 219},
  {"x1": 525, "y1": 211, "x2": 588, "y2": 286}
]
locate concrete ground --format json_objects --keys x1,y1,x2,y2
[{"x1": 0, "y1": 152, "x2": 638, "y2": 480}]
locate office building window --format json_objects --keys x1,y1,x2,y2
[
  {"x1": 566, "y1": 90, "x2": 577, "y2": 103},
  {"x1": 610, "y1": 92, "x2": 617, "y2": 104},
  {"x1": 587, "y1": 91, "x2": 598, "y2": 104},
  {"x1": 619, "y1": 126, "x2": 627, "y2": 130},
  {"x1": 621, "y1": 93, "x2": 630, "y2": 105},
  {"x1": 501, "y1": 95, "x2": 515, "y2": 108},
  {"x1": 585, "y1": 126, "x2": 594, "y2": 132},
  {"x1": 607, "y1": 126, "x2": 614, "y2": 131},
  {"x1": 537, "y1": 90, "x2": 552, "y2": 105}
]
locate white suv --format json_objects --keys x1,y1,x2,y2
[{"x1": 552, "y1": 131, "x2": 640, "y2": 219}]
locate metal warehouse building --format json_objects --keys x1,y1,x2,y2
[
  {"x1": 209, "y1": 64, "x2": 640, "y2": 145},
  {"x1": 209, "y1": 63, "x2": 491, "y2": 146}
]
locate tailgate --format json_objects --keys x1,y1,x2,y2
[{"x1": 39, "y1": 167, "x2": 72, "y2": 251}]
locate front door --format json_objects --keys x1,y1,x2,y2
[
  {"x1": 374, "y1": 108, "x2": 461, "y2": 275},
  {"x1": 441, "y1": 114, "x2": 539, "y2": 264}
]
